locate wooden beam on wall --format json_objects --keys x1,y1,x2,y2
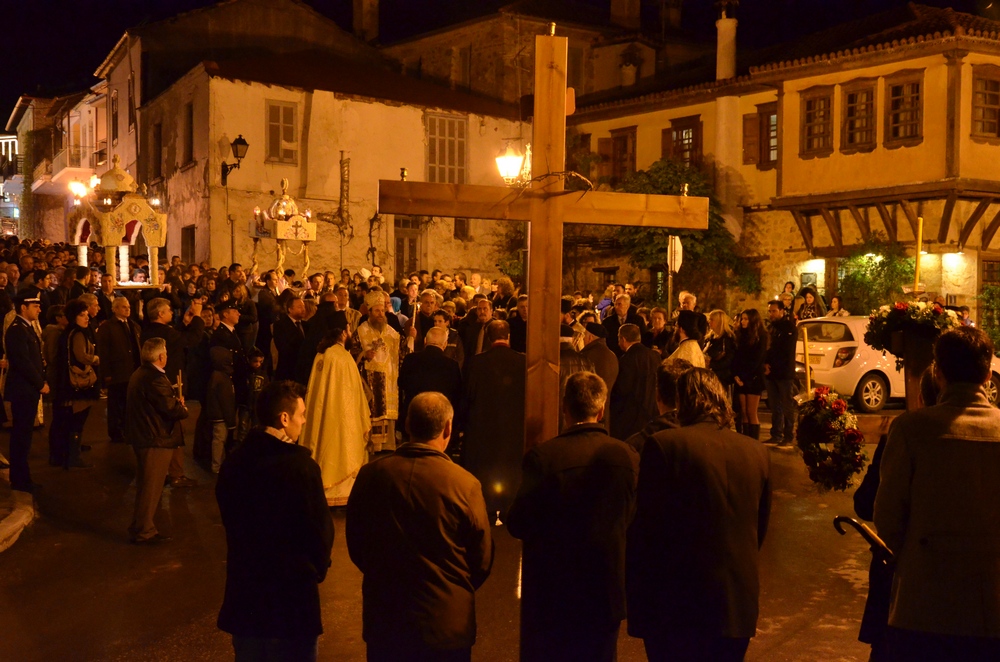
[
  {"x1": 791, "y1": 210, "x2": 814, "y2": 253},
  {"x1": 938, "y1": 192, "x2": 958, "y2": 243},
  {"x1": 848, "y1": 204, "x2": 871, "y2": 240},
  {"x1": 899, "y1": 199, "x2": 920, "y2": 238},
  {"x1": 959, "y1": 197, "x2": 994, "y2": 248},
  {"x1": 819, "y1": 207, "x2": 843, "y2": 250},
  {"x1": 982, "y1": 207, "x2": 1000, "y2": 250},
  {"x1": 875, "y1": 202, "x2": 897, "y2": 242}
]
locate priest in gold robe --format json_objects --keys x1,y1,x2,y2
[
  {"x1": 299, "y1": 327, "x2": 371, "y2": 506},
  {"x1": 352, "y1": 290, "x2": 408, "y2": 453}
]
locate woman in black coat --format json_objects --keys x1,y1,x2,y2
[
  {"x1": 704, "y1": 309, "x2": 737, "y2": 392},
  {"x1": 52, "y1": 299, "x2": 101, "y2": 468},
  {"x1": 731, "y1": 308, "x2": 767, "y2": 439}
]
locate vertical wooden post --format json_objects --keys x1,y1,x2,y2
[{"x1": 524, "y1": 32, "x2": 568, "y2": 451}]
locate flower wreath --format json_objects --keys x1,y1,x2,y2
[{"x1": 795, "y1": 386, "x2": 868, "y2": 492}]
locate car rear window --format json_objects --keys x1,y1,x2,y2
[{"x1": 797, "y1": 321, "x2": 854, "y2": 342}]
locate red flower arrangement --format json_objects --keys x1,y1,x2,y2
[{"x1": 796, "y1": 387, "x2": 868, "y2": 492}]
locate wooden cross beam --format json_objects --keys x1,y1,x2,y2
[{"x1": 378, "y1": 30, "x2": 709, "y2": 450}]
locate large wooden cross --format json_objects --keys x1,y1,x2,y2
[{"x1": 379, "y1": 30, "x2": 709, "y2": 449}]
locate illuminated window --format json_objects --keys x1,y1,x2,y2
[
  {"x1": 426, "y1": 114, "x2": 467, "y2": 184},
  {"x1": 266, "y1": 101, "x2": 297, "y2": 164},
  {"x1": 885, "y1": 72, "x2": 922, "y2": 147},
  {"x1": 800, "y1": 88, "x2": 833, "y2": 157},
  {"x1": 663, "y1": 115, "x2": 702, "y2": 168},
  {"x1": 973, "y1": 73, "x2": 1000, "y2": 138},
  {"x1": 842, "y1": 85, "x2": 876, "y2": 151}
]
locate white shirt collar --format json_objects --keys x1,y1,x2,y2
[
  {"x1": 264, "y1": 426, "x2": 294, "y2": 444},
  {"x1": 222, "y1": 322, "x2": 235, "y2": 333}
]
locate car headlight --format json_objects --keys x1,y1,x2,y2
[{"x1": 834, "y1": 347, "x2": 857, "y2": 367}]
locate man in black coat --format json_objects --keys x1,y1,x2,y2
[
  {"x1": 217, "y1": 380, "x2": 334, "y2": 659},
  {"x1": 455, "y1": 297, "x2": 493, "y2": 372},
  {"x1": 507, "y1": 294, "x2": 528, "y2": 353},
  {"x1": 295, "y1": 295, "x2": 348, "y2": 385},
  {"x1": 141, "y1": 296, "x2": 204, "y2": 488},
  {"x1": 627, "y1": 369, "x2": 770, "y2": 661},
  {"x1": 127, "y1": 338, "x2": 190, "y2": 543},
  {"x1": 765, "y1": 299, "x2": 798, "y2": 445},
  {"x1": 97, "y1": 296, "x2": 141, "y2": 445},
  {"x1": 624, "y1": 357, "x2": 691, "y2": 456},
  {"x1": 610, "y1": 324, "x2": 660, "y2": 440},
  {"x1": 67, "y1": 265, "x2": 91, "y2": 300},
  {"x1": 212, "y1": 300, "x2": 251, "y2": 424},
  {"x1": 581, "y1": 322, "x2": 619, "y2": 432},
  {"x1": 255, "y1": 270, "x2": 281, "y2": 375},
  {"x1": 602, "y1": 294, "x2": 647, "y2": 357},
  {"x1": 346, "y1": 392, "x2": 494, "y2": 661},
  {"x1": 272, "y1": 297, "x2": 307, "y2": 383},
  {"x1": 4, "y1": 291, "x2": 48, "y2": 493},
  {"x1": 459, "y1": 320, "x2": 525, "y2": 518},
  {"x1": 508, "y1": 372, "x2": 638, "y2": 662},
  {"x1": 398, "y1": 326, "x2": 462, "y2": 431}
]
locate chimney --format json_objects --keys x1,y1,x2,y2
[
  {"x1": 611, "y1": 0, "x2": 641, "y2": 30},
  {"x1": 663, "y1": 0, "x2": 683, "y2": 31},
  {"x1": 715, "y1": 2, "x2": 737, "y2": 80},
  {"x1": 353, "y1": 0, "x2": 379, "y2": 42}
]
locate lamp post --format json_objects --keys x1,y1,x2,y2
[{"x1": 221, "y1": 134, "x2": 249, "y2": 187}]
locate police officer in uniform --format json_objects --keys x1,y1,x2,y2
[{"x1": 5, "y1": 290, "x2": 48, "y2": 492}]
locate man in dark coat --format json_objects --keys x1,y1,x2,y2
[
  {"x1": 97, "y1": 296, "x2": 141, "y2": 445},
  {"x1": 602, "y1": 294, "x2": 647, "y2": 357},
  {"x1": 67, "y1": 265, "x2": 91, "y2": 300},
  {"x1": 459, "y1": 320, "x2": 525, "y2": 518},
  {"x1": 126, "y1": 338, "x2": 190, "y2": 544},
  {"x1": 217, "y1": 380, "x2": 334, "y2": 659},
  {"x1": 559, "y1": 324, "x2": 595, "y2": 430},
  {"x1": 295, "y1": 295, "x2": 348, "y2": 386},
  {"x1": 254, "y1": 270, "x2": 281, "y2": 375},
  {"x1": 398, "y1": 326, "x2": 462, "y2": 431},
  {"x1": 581, "y1": 322, "x2": 619, "y2": 432},
  {"x1": 507, "y1": 294, "x2": 528, "y2": 353},
  {"x1": 625, "y1": 357, "x2": 693, "y2": 456},
  {"x1": 272, "y1": 296, "x2": 307, "y2": 382},
  {"x1": 97, "y1": 272, "x2": 117, "y2": 323},
  {"x1": 765, "y1": 299, "x2": 797, "y2": 445},
  {"x1": 4, "y1": 291, "x2": 48, "y2": 493},
  {"x1": 346, "y1": 392, "x2": 494, "y2": 662},
  {"x1": 628, "y1": 368, "x2": 770, "y2": 661},
  {"x1": 212, "y1": 300, "x2": 251, "y2": 431},
  {"x1": 508, "y1": 372, "x2": 638, "y2": 662},
  {"x1": 141, "y1": 296, "x2": 204, "y2": 488},
  {"x1": 610, "y1": 323, "x2": 660, "y2": 440},
  {"x1": 455, "y1": 297, "x2": 493, "y2": 372}
]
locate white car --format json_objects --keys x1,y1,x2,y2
[{"x1": 795, "y1": 316, "x2": 1000, "y2": 413}]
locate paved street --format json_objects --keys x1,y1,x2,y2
[{"x1": 1, "y1": 402, "x2": 878, "y2": 661}]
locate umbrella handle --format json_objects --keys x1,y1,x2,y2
[{"x1": 834, "y1": 516, "x2": 894, "y2": 561}]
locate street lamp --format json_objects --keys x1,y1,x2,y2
[
  {"x1": 496, "y1": 142, "x2": 525, "y2": 186},
  {"x1": 221, "y1": 134, "x2": 249, "y2": 186}
]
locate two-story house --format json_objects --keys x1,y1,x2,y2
[{"x1": 571, "y1": 3, "x2": 1000, "y2": 311}]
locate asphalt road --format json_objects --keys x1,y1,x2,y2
[{"x1": 0, "y1": 402, "x2": 877, "y2": 661}]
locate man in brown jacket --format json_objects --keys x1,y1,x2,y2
[
  {"x1": 346, "y1": 392, "x2": 494, "y2": 662},
  {"x1": 875, "y1": 326, "x2": 1000, "y2": 661}
]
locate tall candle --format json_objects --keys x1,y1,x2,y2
[{"x1": 914, "y1": 215, "x2": 923, "y2": 294}]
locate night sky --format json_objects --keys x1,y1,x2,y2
[{"x1": 2, "y1": 0, "x2": 989, "y2": 132}]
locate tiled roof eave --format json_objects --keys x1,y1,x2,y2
[{"x1": 571, "y1": 76, "x2": 768, "y2": 122}]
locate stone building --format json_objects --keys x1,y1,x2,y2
[{"x1": 569, "y1": 3, "x2": 1000, "y2": 314}]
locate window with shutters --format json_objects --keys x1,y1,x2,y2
[
  {"x1": 181, "y1": 225, "x2": 196, "y2": 264},
  {"x1": 127, "y1": 72, "x2": 136, "y2": 134},
  {"x1": 426, "y1": 114, "x2": 467, "y2": 184},
  {"x1": 454, "y1": 218, "x2": 471, "y2": 241},
  {"x1": 609, "y1": 126, "x2": 637, "y2": 186},
  {"x1": 841, "y1": 82, "x2": 876, "y2": 152},
  {"x1": 110, "y1": 90, "x2": 119, "y2": 147},
  {"x1": 973, "y1": 65, "x2": 1000, "y2": 141},
  {"x1": 884, "y1": 70, "x2": 923, "y2": 148},
  {"x1": 663, "y1": 116, "x2": 701, "y2": 168},
  {"x1": 800, "y1": 87, "x2": 834, "y2": 158},
  {"x1": 266, "y1": 101, "x2": 297, "y2": 163},
  {"x1": 742, "y1": 103, "x2": 777, "y2": 169}
]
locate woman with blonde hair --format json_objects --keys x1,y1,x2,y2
[{"x1": 704, "y1": 309, "x2": 737, "y2": 402}]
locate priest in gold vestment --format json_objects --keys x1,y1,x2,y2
[
  {"x1": 352, "y1": 290, "x2": 408, "y2": 453},
  {"x1": 299, "y1": 327, "x2": 371, "y2": 506}
]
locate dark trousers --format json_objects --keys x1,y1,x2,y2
[
  {"x1": 8, "y1": 393, "x2": 40, "y2": 492},
  {"x1": 51, "y1": 405, "x2": 90, "y2": 467},
  {"x1": 643, "y1": 631, "x2": 750, "y2": 662},
  {"x1": 232, "y1": 634, "x2": 318, "y2": 662},
  {"x1": 886, "y1": 627, "x2": 1000, "y2": 662},
  {"x1": 765, "y1": 377, "x2": 796, "y2": 441},
  {"x1": 366, "y1": 640, "x2": 471, "y2": 662},
  {"x1": 521, "y1": 623, "x2": 619, "y2": 662},
  {"x1": 107, "y1": 383, "x2": 128, "y2": 443}
]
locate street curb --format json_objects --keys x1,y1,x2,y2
[{"x1": 0, "y1": 489, "x2": 35, "y2": 554}]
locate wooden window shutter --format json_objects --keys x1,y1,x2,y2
[
  {"x1": 661, "y1": 128, "x2": 671, "y2": 160},
  {"x1": 742, "y1": 113, "x2": 760, "y2": 165},
  {"x1": 597, "y1": 137, "x2": 612, "y2": 181}
]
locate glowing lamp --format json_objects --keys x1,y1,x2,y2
[{"x1": 495, "y1": 143, "x2": 525, "y2": 185}]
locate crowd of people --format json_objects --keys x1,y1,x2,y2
[{"x1": 2, "y1": 236, "x2": 998, "y2": 661}]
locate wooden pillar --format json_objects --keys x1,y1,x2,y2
[{"x1": 524, "y1": 33, "x2": 568, "y2": 451}]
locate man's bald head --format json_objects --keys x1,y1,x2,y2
[
  {"x1": 424, "y1": 326, "x2": 448, "y2": 349},
  {"x1": 406, "y1": 392, "x2": 454, "y2": 450}
]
